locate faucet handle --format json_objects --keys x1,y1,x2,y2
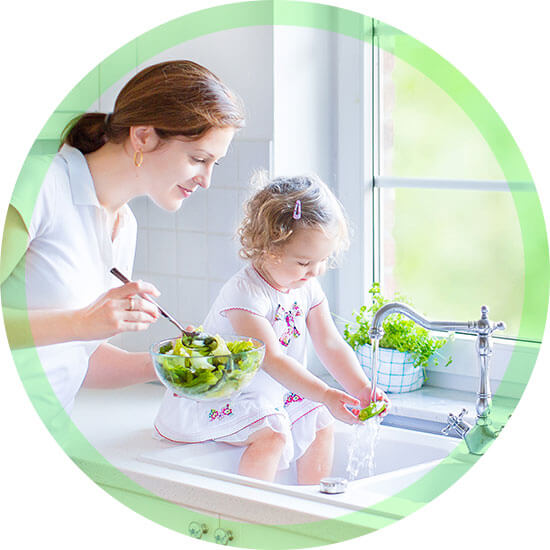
[
  {"x1": 477, "y1": 305, "x2": 506, "y2": 335},
  {"x1": 442, "y1": 408, "x2": 471, "y2": 438}
]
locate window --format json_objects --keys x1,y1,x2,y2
[
  {"x1": 336, "y1": 21, "x2": 545, "y2": 344},
  {"x1": 377, "y1": 47, "x2": 531, "y2": 339}
]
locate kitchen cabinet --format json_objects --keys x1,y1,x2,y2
[
  {"x1": 102, "y1": 484, "x2": 221, "y2": 544},
  {"x1": 214, "y1": 511, "x2": 386, "y2": 547},
  {"x1": 99, "y1": 485, "x2": 343, "y2": 547}
]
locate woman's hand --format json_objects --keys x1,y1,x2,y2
[
  {"x1": 74, "y1": 280, "x2": 161, "y2": 340},
  {"x1": 321, "y1": 387, "x2": 362, "y2": 424}
]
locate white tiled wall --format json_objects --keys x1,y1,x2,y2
[{"x1": 112, "y1": 138, "x2": 272, "y2": 352}]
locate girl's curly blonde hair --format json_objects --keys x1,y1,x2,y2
[{"x1": 238, "y1": 171, "x2": 350, "y2": 267}]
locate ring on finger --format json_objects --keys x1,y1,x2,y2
[{"x1": 128, "y1": 296, "x2": 136, "y2": 311}]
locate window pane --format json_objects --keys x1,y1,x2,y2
[
  {"x1": 381, "y1": 51, "x2": 507, "y2": 181},
  {"x1": 381, "y1": 187, "x2": 526, "y2": 337}
]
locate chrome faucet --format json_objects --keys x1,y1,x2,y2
[{"x1": 368, "y1": 303, "x2": 506, "y2": 454}]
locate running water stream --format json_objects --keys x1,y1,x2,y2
[
  {"x1": 370, "y1": 339, "x2": 380, "y2": 406},
  {"x1": 346, "y1": 338, "x2": 383, "y2": 480},
  {"x1": 346, "y1": 416, "x2": 383, "y2": 480}
]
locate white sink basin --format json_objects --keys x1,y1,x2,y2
[{"x1": 139, "y1": 420, "x2": 461, "y2": 511}]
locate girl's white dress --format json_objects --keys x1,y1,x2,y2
[{"x1": 153, "y1": 265, "x2": 333, "y2": 469}]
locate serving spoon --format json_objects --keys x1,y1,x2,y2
[{"x1": 110, "y1": 267, "x2": 198, "y2": 338}]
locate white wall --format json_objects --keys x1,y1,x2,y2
[{"x1": 273, "y1": 26, "x2": 336, "y2": 182}]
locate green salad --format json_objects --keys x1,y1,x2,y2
[{"x1": 153, "y1": 332, "x2": 264, "y2": 400}]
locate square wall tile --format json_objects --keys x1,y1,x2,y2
[
  {"x1": 207, "y1": 188, "x2": 243, "y2": 235},
  {"x1": 148, "y1": 201, "x2": 176, "y2": 230},
  {"x1": 132, "y1": 269, "x2": 149, "y2": 282},
  {"x1": 116, "y1": 331, "x2": 138, "y2": 352},
  {"x1": 211, "y1": 140, "x2": 239, "y2": 188},
  {"x1": 177, "y1": 277, "x2": 209, "y2": 326},
  {"x1": 109, "y1": 332, "x2": 126, "y2": 350},
  {"x1": 176, "y1": 189, "x2": 208, "y2": 232},
  {"x1": 208, "y1": 279, "x2": 225, "y2": 305},
  {"x1": 238, "y1": 188, "x2": 255, "y2": 212},
  {"x1": 238, "y1": 140, "x2": 272, "y2": 187},
  {"x1": 97, "y1": 82, "x2": 123, "y2": 115},
  {"x1": 175, "y1": 232, "x2": 208, "y2": 278},
  {"x1": 129, "y1": 196, "x2": 149, "y2": 227},
  {"x1": 133, "y1": 228, "x2": 149, "y2": 274},
  {"x1": 143, "y1": 273, "x2": 178, "y2": 313},
  {"x1": 148, "y1": 229, "x2": 178, "y2": 275},
  {"x1": 207, "y1": 234, "x2": 244, "y2": 280},
  {"x1": 115, "y1": 322, "x2": 164, "y2": 353}
]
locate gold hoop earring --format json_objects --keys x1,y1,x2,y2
[{"x1": 133, "y1": 150, "x2": 143, "y2": 168}]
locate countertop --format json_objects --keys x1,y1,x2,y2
[{"x1": 69, "y1": 382, "x2": 512, "y2": 540}]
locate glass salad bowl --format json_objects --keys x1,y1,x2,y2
[{"x1": 150, "y1": 332, "x2": 265, "y2": 401}]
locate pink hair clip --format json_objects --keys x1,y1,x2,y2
[{"x1": 293, "y1": 199, "x2": 302, "y2": 220}]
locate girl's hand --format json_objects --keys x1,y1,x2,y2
[
  {"x1": 322, "y1": 387, "x2": 362, "y2": 424},
  {"x1": 356, "y1": 385, "x2": 391, "y2": 417},
  {"x1": 74, "y1": 280, "x2": 161, "y2": 340}
]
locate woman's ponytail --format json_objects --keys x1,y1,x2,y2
[{"x1": 60, "y1": 112, "x2": 110, "y2": 154}]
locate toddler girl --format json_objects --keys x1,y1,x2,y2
[{"x1": 154, "y1": 173, "x2": 389, "y2": 484}]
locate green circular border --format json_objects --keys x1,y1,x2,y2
[{"x1": 3, "y1": 2, "x2": 549, "y2": 548}]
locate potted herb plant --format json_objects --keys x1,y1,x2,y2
[{"x1": 343, "y1": 283, "x2": 452, "y2": 393}]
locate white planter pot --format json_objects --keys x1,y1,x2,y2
[{"x1": 356, "y1": 344, "x2": 424, "y2": 393}]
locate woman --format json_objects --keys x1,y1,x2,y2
[{"x1": 1, "y1": 60, "x2": 245, "y2": 415}]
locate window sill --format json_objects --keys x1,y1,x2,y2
[{"x1": 314, "y1": 333, "x2": 539, "y2": 403}]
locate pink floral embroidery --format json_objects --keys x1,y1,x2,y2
[
  {"x1": 284, "y1": 392, "x2": 303, "y2": 407},
  {"x1": 209, "y1": 404, "x2": 233, "y2": 421},
  {"x1": 274, "y1": 302, "x2": 303, "y2": 347}
]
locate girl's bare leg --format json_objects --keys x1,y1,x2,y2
[
  {"x1": 235, "y1": 427, "x2": 287, "y2": 482},
  {"x1": 296, "y1": 424, "x2": 334, "y2": 485}
]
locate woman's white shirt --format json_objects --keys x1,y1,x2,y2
[{"x1": 7, "y1": 145, "x2": 137, "y2": 413}]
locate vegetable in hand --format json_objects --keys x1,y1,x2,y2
[{"x1": 358, "y1": 401, "x2": 387, "y2": 421}]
